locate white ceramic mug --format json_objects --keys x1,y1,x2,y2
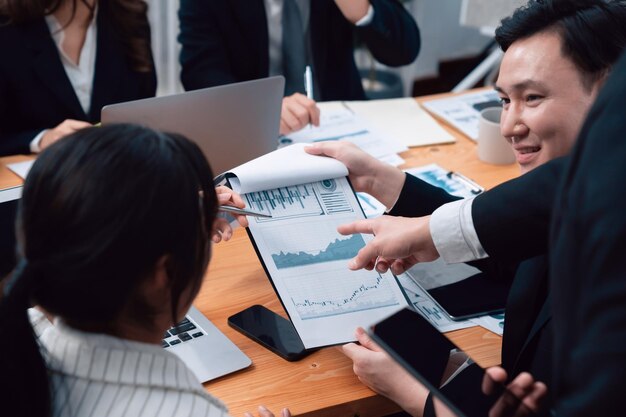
[{"x1": 477, "y1": 107, "x2": 516, "y2": 165}]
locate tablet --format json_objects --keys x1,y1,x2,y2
[{"x1": 370, "y1": 308, "x2": 533, "y2": 417}]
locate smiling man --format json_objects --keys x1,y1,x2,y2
[
  {"x1": 304, "y1": 1, "x2": 626, "y2": 416},
  {"x1": 494, "y1": 0, "x2": 624, "y2": 173}
]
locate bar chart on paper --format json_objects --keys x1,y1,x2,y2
[{"x1": 245, "y1": 180, "x2": 353, "y2": 221}]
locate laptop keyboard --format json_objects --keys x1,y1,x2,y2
[{"x1": 162, "y1": 316, "x2": 205, "y2": 348}]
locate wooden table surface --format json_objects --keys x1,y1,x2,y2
[{"x1": 0, "y1": 89, "x2": 518, "y2": 417}]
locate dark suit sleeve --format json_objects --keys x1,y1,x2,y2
[
  {"x1": 471, "y1": 157, "x2": 566, "y2": 264},
  {"x1": 178, "y1": 0, "x2": 238, "y2": 91},
  {"x1": 0, "y1": 65, "x2": 36, "y2": 156},
  {"x1": 389, "y1": 174, "x2": 460, "y2": 217},
  {"x1": 356, "y1": 0, "x2": 420, "y2": 66}
]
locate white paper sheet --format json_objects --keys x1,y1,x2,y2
[
  {"x1": 283, "y1": 106, "x2": 407, "y2": 165},
  {"x1": 398, "y1": 274, "x2": 477, "y2": 333},
  {"x1": 7, "y1": 160, "x2": 34, "y2": 180},
  {"x1": 470, "y1": 313, "x2": 505, "y2": 336},
  {"x1": 422, "y1": 90, "x2": 501, "y2": 141},
  {"x1": 226, "y1": 143, "x2": 348, "y2": 194},
  {"x1": 346, "y1": 98, "x2": 456, "y2": 147},
  {"x1": 405, "y1": 164, "x2": 484, "y2": 199}
]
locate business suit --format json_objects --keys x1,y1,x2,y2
[
  {"x1": 546, "y1": 52, "x2": 626, "y2": 417},
  {"x1": 178, "y1": 0, "x2": 420, "y2": 101},
  {"x1": 0, "y1": 7, "x2": 156, "y2": 156},
  {"x1": 390, "y1": 173, "x2": 555, "y2": 401}
]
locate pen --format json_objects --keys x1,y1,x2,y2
[
  {"x1": 446, "y1": 171, "x2": 483, "y2": 195},
  {"x1": 219, "y1": 205, "x2": 272, "y2": 219},
  {"x1": 304, "y1": 66, "x2": 313, "y2": 100}
]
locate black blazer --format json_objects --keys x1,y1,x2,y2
[
  {"x1": 178, "y1": 0, "x2": 420, "y2": 101},
  {"x1": 547, "y1": 52, "x2": 626, "y2": 417},
  {"x1": 0, "y1": 7, "x2": 156, "y2": 156},
  {"x1": 390, "y1": 173, "x2": 556, "y2": 389}
]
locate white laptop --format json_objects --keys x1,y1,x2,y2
[
  {"x1": 0, "y1": 185, "x2": 251, "y2": 382},
  {"x1": 101, "y1": 77, "x2": 285, "y2": 176}
]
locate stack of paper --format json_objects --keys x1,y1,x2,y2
[
  {"x1": 345, "y1": 98, "x2": 455, "y2": 147},
  {"x1": 283, "y1": 105, "x2": 407, "y2": 166}
]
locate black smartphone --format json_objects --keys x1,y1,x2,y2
[
  {"x1": 370, "y1": 308, "x2": 537, "y2": 417},
  {"x1": 228, "y1": 305, "x2": 312, "y2": 361}
]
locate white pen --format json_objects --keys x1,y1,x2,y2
[
  {"x1": 304, "y1": 66, "x2": 314, "y2": 130},
  {"x1": 304, "y1": 65, "x2": 313, "y2": 100}
]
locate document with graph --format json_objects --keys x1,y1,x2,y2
[{"x1": 223, "y1": 144, "x2": 411, "y2": 348}]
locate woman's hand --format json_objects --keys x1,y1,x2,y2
[{"x1": 212, "y1": 186, "x2": 249, "y2": 243}]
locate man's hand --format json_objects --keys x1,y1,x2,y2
[
  {"x1": 305, "y1": 141, "x2": 405, "y2": 209},
  {"x1": 280, "y1": 93, "x2": 320, "y2": 135},
  {"x1": 338, "y1": 215, "x2": 439, "y2": 274},
  {"x1": 483, "y1": 367, "x2": 548, "y2": 417}
]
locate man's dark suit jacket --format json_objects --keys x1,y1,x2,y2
[
  {"x1": 390, "y1": 174, "x2": 555, "y2": 385},
  {"x1": 178, "y1": 0, "x2": 420, "y2": 100},
  {"x1": 548, "y1": 52, "x2": 626, "y2": 417},
  {"x1": 0, "y1": 7, "x2": 156, "y2": 156},
  {"x1": 389, "y1": 172, "x2": 556, "y2": 415},
  {"x1": 461, "y1": 52, "x2": 626, "y2": 415}
]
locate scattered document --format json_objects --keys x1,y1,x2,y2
[
  {"x1": 283, "y1": 106, "x2": 407, "y2": 166},
  {"x1": 346, "y1": 98, "x2": 455, "y2": 147},
  {"x1": 7, "y1": 160, "x2": 34, "y2": 180},
  {"x1": 357, "y1": 192, "x2": 386, "y2": 218},
  {"x1": 421, "y1": 90, "x2": 501, "y2": 141},
  {"x1": 470, "y1": 313, "x2": 505, "y2": 336},
  {"x1": 398, "y1": 273, "x2": 476, "y2": 333},
  {"x1": 405, "y1": 164, "x2": 484, "y2": 199},
  {"x1": 406, "y1": 258, "x2": 482, "y2": 290},
  {"x1": 222, "y1": 145, "x2": 410, "y2": 349}
]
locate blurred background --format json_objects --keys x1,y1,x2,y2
[{"x1": 148, "y1": 0, "x2": 524, "y2": 98}]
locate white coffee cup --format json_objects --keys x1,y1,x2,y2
[{"x1": 477, "y1": 107, "x2": 515, "y2": 165}]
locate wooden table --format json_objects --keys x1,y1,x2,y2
[
  {"x1": 0, "y1": 90, "x2": 518, "y2": 417},
  {"x1": 201, "y1": 91, "x2": 519, "y2": 417}
]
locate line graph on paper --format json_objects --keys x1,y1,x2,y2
[{"x1": 283, "y1": 267, "x2": 400, "y2": 320}]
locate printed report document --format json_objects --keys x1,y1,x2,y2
[{"x1": 221, "y1": 144, "x2": 410, "y2": 349}]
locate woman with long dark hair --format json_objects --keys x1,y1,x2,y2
[
  {"x1": 0, "y1": 124, "x2": 283, "y2": 417},
  {"x1": 0, "y1": 0, "x2": 156, "y2": 156}
]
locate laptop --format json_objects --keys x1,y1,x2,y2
[
  {"x1": 101, "y1": 77, "x2": 285, "y2": 176},
  {"x1": 0, "y1": 186, "x2": 251, "y2": 383},
  {"x1": 0, "y1": 186, "x2": 21, "y2": 279}
]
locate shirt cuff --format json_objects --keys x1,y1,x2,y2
[
  {"x1": 30, "y1": 130, "x2": 47, "y2": 153},
  {"x1": 429, "y1": 197, "x2": 488, "y2": 263},
  {"x1": 355, "y1": 4, "x2": 375, "y2": 26}
]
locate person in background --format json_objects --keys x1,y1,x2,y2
[
  {"x1": 305, "y1": 0, "x2": 626, "y2": 415},
  {"x1": 178, "y1": 0, "x2": 420, "y2": 135},
  {"x1": 0, "y1": 124, "x2": 286, "y2": 417},
  {"x1": 0, "y1": 0, "x2": 156, "y2": 156}
]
